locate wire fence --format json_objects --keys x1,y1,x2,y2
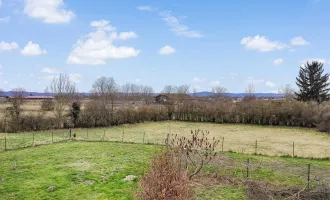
[{"x1": 0, "y1": 128, "x2": 329, "y2": 159}]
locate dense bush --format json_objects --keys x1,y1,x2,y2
[
  {"x1": 138, "y1": 151, "x2": 192, "y2": 200},
  {"x1": 41, "y1": 100, "x2": 55, "y2": 111}
]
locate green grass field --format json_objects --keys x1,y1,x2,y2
[
  {"x1": 0, "y1": 142, "x2": 159, "y2": 200},
  {"x1": 1, "y1": 141, "x2": 330, "y2": 199},
  {"x1": 1, "y1": 121, "x2": 330, "y2": 158}
]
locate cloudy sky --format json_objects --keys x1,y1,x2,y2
[{"x1": 0, "y1": 0, "x2": 329, "y2": 93}]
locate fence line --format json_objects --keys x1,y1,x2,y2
[{"x1": 0, "y1": 128, "x2": 329, "y2": 159}]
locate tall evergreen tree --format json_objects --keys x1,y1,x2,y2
[{"x1": 295, "y1": 61, "x2": 330, "y2": 102}]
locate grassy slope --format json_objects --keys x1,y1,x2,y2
[
  {"x1": 1, "y1": 141, "x2": 330, "y2": 199},
  {"x1": 0, "y1": 142, "x2": 159, "y2": 200},
  {"x1": 1, "y1": 121, "x2": 330, "y2": 158}
]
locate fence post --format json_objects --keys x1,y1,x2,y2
[
  {"x1": 103, "y1": 129, "x2": 106, "y2": 141},
  {"x1": 292, "y1": 142, "x2": 295, "y2": 157},
  {"x1": 4, "y1": 137, "x2": 6, "y2": 151},
  {"x1": 222, "y1": 137, "x2": 224, "y2": 152},
  {"x1": 246, "y1": 158, "x2": 250, "y2": 179},
  {"x1": 307, "y1": 164, "x2": 311, "y2": 189},
  {"x1": 122, "y1": 130, "x2": 125, "y2": 143},
  {"x1": 69, "y1": 129, "x2": 72, "y2": 139},
  {"x1": 32, "y1": 132, "x2": 35, "y2": 146},
  {"x1": 143, "y1": 132, "x2": 145, "y2": 144},
  {"x1": 255, "y1": 140, "x2": 258, "y2": 154},
  {"x1": 52, "y1": 132, "x2": 53, "y2": 143}
]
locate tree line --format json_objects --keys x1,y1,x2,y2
[{"x1": 0, "y1": 61, "x2": 329, "y2": 133}]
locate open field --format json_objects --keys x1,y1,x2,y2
[
  {"x1": 0, "y1": 142, "x2": 159, "y2": 200},
  {"x1": 1, "y1": 141, "x2": 330, "y2": 199},
  {"x1": 1, "y1": 121, "x2": 330, "y2": 158}
]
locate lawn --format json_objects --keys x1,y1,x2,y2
[
  {"x1": 1, "y1": 141, "x2": 330, "y2": 199},
  {"x1": 1, "y1": 121, "x2": 330, "y2": 158},
  {"x1": 0, "y1": 142, "x2": 159, "y2": 200}
]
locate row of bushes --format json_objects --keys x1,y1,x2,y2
[{"x1": 1, "y1": 99, "x2": 330, "y2": 133}]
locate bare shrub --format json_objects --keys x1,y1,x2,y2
[
  {"x1": 138, "y1": 151, "x2": 192, "y2": 200},
  {"x1": 167, "y1": 130, "x2": 219, "y2": 179},
  {"x1": 41, "y1": 100, "x2": 55, "y2": 111}
]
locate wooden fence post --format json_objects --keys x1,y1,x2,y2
[
  {"x1": 255, "y1": 140, "x2": 258, "y2": 154},
  {"x1": 292, "y1": 142, "x2": 295, "y2": 157},
  {"x1": 69, "y1": 129, "x2": 72, "y2": 139},
  {"x1": 143, "y1": 132, "x2": 145, "y2": 144},
  {"x1": 246, "y1": 158, "x2": 250, "y2": 179},
  {"x1": 307, "y1": 164, "x2": 311, "y2": 189}
]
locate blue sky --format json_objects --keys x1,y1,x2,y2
[{"x1": 0, "y1": 0, "x2": 329, "y2": 93}]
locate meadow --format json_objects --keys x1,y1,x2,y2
[{"x1": 1, "y1": 121, "x2": 330, "y2": 158}]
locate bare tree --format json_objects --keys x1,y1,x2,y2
[
  {"x1": 0, "y1": 88, "x2": 3, "y2": 97},
  {"x1": 10, "y1": 88, "x2": 26, "y2": 118},
  {"x1": 91, "y1": 76, "x2": 119, "y2": 124},
  {"x1": 278, "y1": 84, "x2": 295, "y2": 100},
  {"x1": 141, "y1": 85, "x2": 154, "y2": 104},
  {"x1": 49, "y1": 73, "x2": 77, "y2": 128},
  {"x1": 245, "y1": 83, "x2": 256, "y2": 95},
  {"x1": 162, "y1": 85, "x2": 177, "y2": 94},
  {"x1": 212, "y1": 86, "x2": 227, "y2": 100}
]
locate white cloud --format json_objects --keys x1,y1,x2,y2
[
  {"x1": 291, "y1": 36, "x2": 309, "y2": 46},
  {"x1": 241, "y1": 35, "x2": 287, "y2": 52},
  {"x1": 209, "y1": 80, "x2": 220, "y2": 86},
  {"x1": 266, "y1": 81, "x2": 276, "y2": 87},
  {"x1": 69, "y1": 73, "x2": 81, "y2": 83},
  {"x1": 0, "y1": 16, "x2": 10, "y2": 23},
  {"x1": 135, "y1": 78, "x2": 141, "y2": 83},
  {"x1": 42, "y1": 67, "x2": 59, "y2": 73},
  {"x1": 4, "y1": 81, "x2": 8, "y2": 85},
  {"x1": 273, "y1": 58, "x2": 284, "y2": 66},
  {"x1": 0, "y1": 41, "x2": 19, "y2": 51},
  {"x1": 0, "y1": 0, "x2": 2, "y2": 7},
  {"x1": 21, "y1": 41, "x2": 47, "y2": 56},
  {"x1": 136, "y1": 6, "x2": 154, "y2": 11},
  {"x1": 23, "y1": 0, "x2": 75, "y2": 23},
  {"x1": 67, "y1": 20, "x2": 140, "y2": 65},
  {"x1": 0, "y1": 72, "x2": 3, "y2": 76},
  {"x1": 110, "y1": 32, "x2": 138, "y2": 40},
  {"x1": 158, "y1": 45, "x2": 176, "y2": 55},
  {"x1": 192, "y1": 77, "x2": 203, "y2": 82},
  {"x1": 90, "y1": 20, "x2": 116, "y2": 31},
  {"x1": 160, "y1": 11, "x2": 203, "y2": 38}
]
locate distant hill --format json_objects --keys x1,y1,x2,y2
[{"x1": 1, "y1": 91, "x2": 284, "y2": 98}]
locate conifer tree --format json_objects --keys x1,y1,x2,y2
[{"x1": 295, "y1": 61, "x2": 330, "y2": 102}]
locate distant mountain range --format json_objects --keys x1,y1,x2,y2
[{"x1": 1, "y1": 91, "x2": 284, "y2": 98}]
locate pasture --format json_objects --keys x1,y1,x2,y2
[{"x1": 1, "y1": 121, "x2": 330, "y2": 158}]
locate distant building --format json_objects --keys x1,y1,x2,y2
[
  {"x1": 6, "y1": 96, "x2": 55, "y2": 101},
  {"x1": 154, "y1": 94, "x2": 169, "y2": 103}
]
